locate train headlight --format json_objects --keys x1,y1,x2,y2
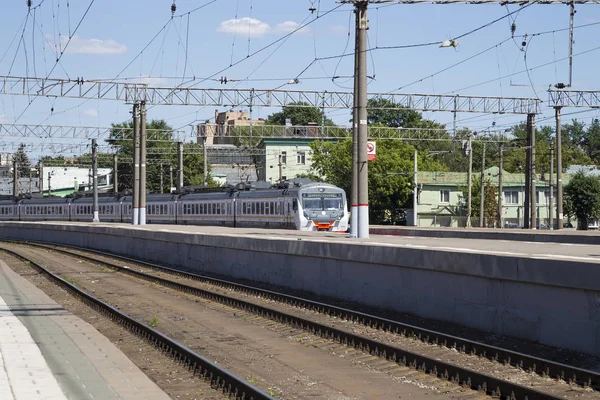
[{"x1": 303, "y1": 212, "x2": 310, "y2": 220}]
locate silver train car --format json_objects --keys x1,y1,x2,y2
[{"x1": 0, "y1": 182, "x2": 349, "y2": 232}]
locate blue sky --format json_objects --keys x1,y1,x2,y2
[{"x1": 1, "y1": 0, "x2": 599, "y2": 159}]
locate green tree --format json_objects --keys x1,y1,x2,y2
[
  {"x1": 366, "y1": 98, "x2": 424, "y2": 128},
  {"x1": 107, "y1": 120, "x2": 213, "y2": 192},
  {"x1": 308, "y1": 139, "x2": 446, "y2": 224},
  {"x1": 459, "y1": 178, "x2": 498, "y2": 226},
  {"x1": 13, "y1": 143, "x2": 31, "y2": 176},
  {"x1": 564, "y1": 171, "x2": 600, "y2": 230},
  {"x1": 265, "y1": 102, "x2": 334, "y2": 126}
]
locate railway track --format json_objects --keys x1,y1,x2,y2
[
  {"x1": 0, "y1": 244, "x2": 275, "y2": 400},
  {"x1": 7, "y1": 240, "x2": 599, "y2": 399}
]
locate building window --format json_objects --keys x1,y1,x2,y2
[
  {"x1": 281, "y1": 151, "x2": 287, "y2": 164},
  {"x1": 440, "y1": 190, "x2": 450, "y2": 203},
  {"x1": 504, "y1": 191, "x2": 519, "y2": 205},
  {"x1": 297, "y1": 151, "x2": 306, "y2": 164}
]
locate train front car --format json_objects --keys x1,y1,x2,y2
[{"x1": 296, "y1": 183, "x2": 349, "y2": 232}]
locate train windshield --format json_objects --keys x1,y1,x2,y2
[
  {"x1": 302, "y1": 198, "x2": 322, "y2": 210},
  {"x1": 302, "y1": 196, "x2": 344, "y2": 210},
  {"x1": 324, "y1": 198, "x2": 343, "y2": 210}
]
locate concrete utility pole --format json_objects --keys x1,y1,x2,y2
[
  {"x1": 39, "y1": 161, "x2": 44, "y2": 194},
  {"x1": 555, "y1": 107, "x2": 563, "y2": 229},
  {"x1": 413, "y1": 150, "x2": 418, "y2": 227},
  {"x1": 466, "y1": 134, "x2": 473, "y2": 228},
  {"x1": 550, "y1": 144, "x2": 554, "y2": 230},
  {"x1": 12, "y1": 159, "x2": 18, "y2": 197},
  {"x1": 113, "y1": 154, "x2": 118, "y2": 194},
  {"x1": 524, "y1": 132, "x2": 531, "y2": 229},
  {"x1": 169, "y1": 165, "x2": 173, "y2": 192},
  {"x1": 350, "y1": 11, "x2": 359, "y2": 238},
  {"x1": 278, "y1": 154, "x2": 283, "y2": 182},
  {"x1": 48, "y1": 171, "x2": 52, "y2": 196},
  {"x1": 355, "y1": 1, "x2": 369, "y2": 238},
  {"x1": 92, "y1": 138, "x2": 99, "y2": 222},
  {"x1": 139, "y1": 101, "x2": 147, "y2": 225},
  {"x1": 480, "y1": 143, "x2": 486, "y2": 228},
  {"x1": 498, "y1": 143, "x2": 503, "y2": 228},
  {"x1": 177, "y1": 142, "x2": 184, "y2": 192},
  {"x1": 160, "y1": 164, "x2": 164, "y2": 194},
  {"x1": 132, "y1": 102, "x2": 140, "y2": 225},
  {"x1": 203, "y1": 136, "x2": 208, "y2": 187},
  {"x1": 529, "y1": 113, "x2": 537, "y2": 229}
]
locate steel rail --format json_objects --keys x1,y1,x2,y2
[
  {"x1": 15, "y1": 240, "x2": 572, "y2": 399},
  {"x1": 0, "y1": 245, "x2": 275, "y2": 400},
  {"x1": 28, "y1": 240, "x2": 599, "y2": 390}
]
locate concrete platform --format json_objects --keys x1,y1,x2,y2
[
  {"x1": 2, "y1": 221, "x2": 600, "y2": 357},
  {"x1": 370, "y1": 225, "x2": 600, "y2": 244},
  {"x1": 0, "y1": 258, "x2": 170, "y2": 400}
]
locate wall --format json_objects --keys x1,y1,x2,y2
[{"x1": 2, "y1": 222, "x2": 599, "y2": 356}]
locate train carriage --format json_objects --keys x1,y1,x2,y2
[
  {"x1": 0, "y1": 199, "x2": 17, "y2": 221},
  {"x1": 19, "y1": 197, "x2": 70, "y2": 222},
  {"x1": 70, "y1": 196, "x2": 122, "y2": 222},
  {"x1": 146, "y1": 194, "x2": 179, "y2": 225},
  {"x1": 0, "y1": 181, "x2": 348, "y2": 232}
]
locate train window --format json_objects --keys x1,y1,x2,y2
[
  {"x1": 251, "y1": 203, "x2": 256, "y2": 215},
  {"x1": 260, "y1": 202, "x2": 264, "y2": 214},
  {"x1": 211, "y1": 203, "x2": 215, "y2": 214},
  {"x1": 265, "y1": 202, "x2": 269, "y2": 215},
  {"x1": 293, "y1": 199, "x2": 298, "y2": 211}
]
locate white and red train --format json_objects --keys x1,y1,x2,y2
[{"x1": 0, "y1": 182, "x2": 349, "y2": 232}]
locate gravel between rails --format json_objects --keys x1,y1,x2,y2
[{"x1": 2, "y1": 243, "x2": 479, "y2": 400}]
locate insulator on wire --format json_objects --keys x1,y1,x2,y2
[
  {"x1": 27, "y1": 0, "x2": 32, "y2": 8},
  {"x1": 510, "y1": 22, "x2": 516, "y2": 37},
  {"x1": 171, "y1": 1, "x2": 176, "y2": 16}
]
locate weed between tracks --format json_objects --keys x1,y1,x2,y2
[
  {"x1": 64, "y1": 277, "x2": 79, "y2": 285},
  {"x1": 148, "y1": 314, "x2": 159, "y2": 328}
]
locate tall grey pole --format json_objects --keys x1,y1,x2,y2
[
  {"x1": 113, "y1": 154, "x2": 118, "y2": 194},
  {"x1": 48, "y1": 171, "x2": 52, "y2": 196},
  {"x1": 529, "y1": 113, "x2": 537, "y2": 230},
  {"x1": 350, "y1": 7, "x2": 359, "y2": 238},
  {"x1": 413, "y1": 150, "x2": 418, "y2": 227},
  {"x1": 356, "y1": 2, "x2": 369, "y2": 238},
  {"x1": 177, "y1": 142, "x2": 184, "y2": 192},
  {"x1": 92, "y1": 138, "x2": 99, "y2": 222},
  {"x1": 203, "y1": 137, "x2": 208, "y2": 187},
  {"x1": 160, "y1": 164, "x2": 164, "y2": 194},
  {"x1": 556, "y1": 107, "x2": 563, "y2": 229},
  {"x1": 249, "y1": 89, "x2": 254, "y2": 145},
  {"x1": 278, "y1": 155, "x2": 283, "y2": 182},
  {"x1": 132, "y1": 102, "x2": 140, "y2": 225},
  {"x1": 498, "y1": 143, "x2": 503, "y2": 228},
  {"x1": 169, "y1": 165, "x2": 173, "y2": 192},
  {"x1": 480, "y1": 143, "x2": 486, "y2": 228},
  {"x1": 321, "y1": 93, "x2": 326, "y2": 152},
  {"x1": 139, "y1": 101, "x2": 147, "y2": 225},
  {"x1": 524, "y1": 129, "x2": 530, "y2": 229},
  {"x1": 549, "y1": 144, "x2": 554, "y2": 230},
  {"x1": 466, "y1": 134, "x2": 473, "y2": 228},
  {"x1": 39, "y1": 161, "x2": 44, "y2": 194},
  {"x1": 12, "y1": 159, "x2": 18, "y2": 197}
]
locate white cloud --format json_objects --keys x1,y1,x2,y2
[
  {"x1": 274, "y1": 21, "x2": 309, "y2": 35},
  {"x1": 128, "y1": 76, "x2": 169, "y2": 86},
  {"x1": 83, "y1": 109, "x2": 98, "y2": 117},
  {"x1": 217, "y1": 17, "x2": 271, "y2": 38},
  {"x1": 53, "y1": 35, "x2": 127, "y2": 55}
]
